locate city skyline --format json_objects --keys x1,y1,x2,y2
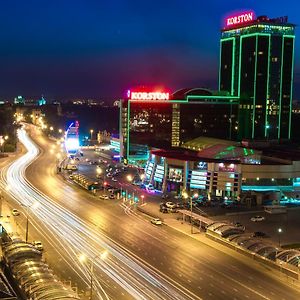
[{"x1": 0, "y1": 0, "x2": 299, "y2": 101}]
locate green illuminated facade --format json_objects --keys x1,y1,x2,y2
[{"x1": 220, "y1": 17, "x2": 295, "y2": 140}]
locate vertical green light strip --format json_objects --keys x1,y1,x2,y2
[
  {"x1": 288, "y1": 36, "x2": 295, "y2": 139},
  {"x1": 231, "y1": 38, "x2": 236, "y2": 96},
  {"x1": 127, "y1": 101, "x2": 131, "y2": 162},
  {"x1": 218, "y1": 40, "x2": 222, "y2": 91},
  {"x1": 252, "y1": 35, "x2": 258, "y2": 139},
  {"x1": 238, "y1": 37, "x2": 243, "y2": 97},
  {"x1": 278, "y1": 36, "x2": 285, "y2": 139},
  {"x1": 264, "y1": 35, "x2": 271, "y2": 138}
]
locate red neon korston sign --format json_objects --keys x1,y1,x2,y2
[
  {"x1": 128, "y1": 91, "x2": 169, "y2": 101},
  {"x1": 226, "y1": 11, "x2": 255, "y2": 27}
]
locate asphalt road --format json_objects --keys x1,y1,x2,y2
[{"x1": 1, "y1": 125, "x2": 300, "y2": 299}]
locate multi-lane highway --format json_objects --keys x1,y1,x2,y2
[{"x1": 1, "y1": 125, "x2": 300, "y2": 299}]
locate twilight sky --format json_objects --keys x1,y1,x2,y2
[{"x1": 0, "y1": 0, "x2": 299, "y2": 101}]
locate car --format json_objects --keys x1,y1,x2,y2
[
  {"x1": 69, "y1": 174, "x2": 74, "y2": 179},
  {"x1": 250, "y1": 215, "x2": 265, "y2": 222},
  {"x1": 33, "y1": 241, "x2": 43, "y2": 251},
  {"x1": 12, "y1": 209, "x2": 20, "y2": 216},
  {"x1": 151, "y1": 218, "x2": 162, "y2": 225},
  {"x1": 109, "y1": 194, "x2": 116, "y2": 199},
  {"x1": 99, "y1": 195, "x2": 109, "y2": 200},
  {"x1": 253, "y1": 231, "x2": 268, "y2": 238},
  {"x1": 160, "y1": 207, "x2": 168, "y2": 213},
  {"x1": 75, "y1": 157, "x2": 80, "y2": 161},
  {"x1": 234, "y1": 222, "x2": 245, "y2": 231},
  {"x1": 165, "y1": 202, "x2": 176, "y2": 208},
  {"x1": 175, "y1": 203, "x2": 184, "y2": 209},
  {"x1": 107, "y1": 173, "x2": 113, "y2": 178},
  {"x1": 107, "y1": 188, "x2": 115, "y2": 193},
  {"x1": 112, "y1": 177, "x2": 117, "y2": 182},
  {"x1": 168, "y1": 207, "x2": 178, "y2": 213}
]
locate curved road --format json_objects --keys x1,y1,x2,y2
[{"x1": 1, "y1": 125, "x2": 300, "y2": 300}]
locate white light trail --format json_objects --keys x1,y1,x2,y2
[{"x1": 0, "y1": 128, "x2": 200, "y2": 300}]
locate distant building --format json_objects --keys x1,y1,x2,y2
[
  {"x1": 37, "y1": 96, "x2": 46, "y2": 106},
  {"x1": 14, "y1": 95, "x2": 25, "y2": 105}
]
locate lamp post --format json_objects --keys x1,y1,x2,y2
[
  {"x1": 278, "y1": 228, "x2": 282, "y2": 247},
  {"x1": 21, "y1": 202, "x2": 40, "y2": 242},
  {"x1": 79, "y1": 251, "x2": 108, "y2": 300},
  {"x1": 90, "y1": 129, "x2": 94, "y2": 141}
]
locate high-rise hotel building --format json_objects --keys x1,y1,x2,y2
[{"x1": 220, "y1": 14, "x2": 295, "y2": 140}]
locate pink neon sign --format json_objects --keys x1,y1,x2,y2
[
  {"x1": 128, "y1": 91, "x2": 169, "y2": 101},
  {"x1": 226, "y1": 11, "x2": 255, "y2": 27}
]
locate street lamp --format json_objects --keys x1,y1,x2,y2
[
  {"x1": 90, "y1": 129, "x2": 94, "y2": 141},
  {"x1": 21, "y1": 202, "x2": 40, "y2": 242},
  {"x1": 50, "y1": 126, "x2": 54, "y2": 131},
  {"x1": 127, "y1": 174, "x2": 133, "y2": 182},
  {"x1": 79, "y1": 250, "x2": 108, "y2": 300},
  {"x1": 278, "y1": 228, "x2": 282, "y2": 247},
  {"x1": 58, "y1": 129, "x2": 62, "y2": 134}
]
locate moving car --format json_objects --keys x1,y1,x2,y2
[
  {"x1": 99, "y1": 195, "x2": 109, "y2": 200},
  {"x1": 109, "y1": 194, "x2": 116, "y2": 199},
  {"x1": 151, "y1": 218, "x2": 162, "y2": 225},
  {"x1": 12, "y1": 209, "x2": 20, "y2": 216},
  {"x1": 33, "y1": 241, "x2": 43, "y2": 251},
  {"x1": 250, "y1": 215, "x2": 265, "y2": 222},
  {"x1": 112, "y1": 177, "x2": 117, "y2": 182}
]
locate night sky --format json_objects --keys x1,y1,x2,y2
[{"x1": 0, "y1": 0, "x2": 299, "y2": 101}]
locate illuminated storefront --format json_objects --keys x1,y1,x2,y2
[{"x1": 120, "y1": 88, "x2": 239, "y2": 164}]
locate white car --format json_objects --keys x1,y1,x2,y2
[
  {"x1": 250, "y1": 215, "x2": 265, "y2": 222},
  {"x1": 99, "y1": 195, "x2": 109, "y2": 200},
  {"x1": 165, "y1": 202, "x2": 176, "y2": 208},
  {"x1": 12, "y1": 209, "x2": 20, "y2": 216},
  {"x1": 151, "y1": 218, "x2": 162, "y2": 225},
  {"x1": 107, "y1": 173, "x2": 113, "y2": 178},
  {"x1": 33, "y1": 241, "x2": 43, "y2": 251},
  {"x1": 112, "y1": 177, "x2": 117, "y2": 182}
]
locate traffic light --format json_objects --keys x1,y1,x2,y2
[
  {"x1": 128, "y1": 194, "x2": 131, "y2": 199},
  {"x1": 103, "y1": 181, "x2": 107, "y2": 186},
  {"x1": 134, "y1": 197, "x2": 138, "y2": 202},
  {"x1": 122, "y1": 191, "x2": 126, "y2": 196}
]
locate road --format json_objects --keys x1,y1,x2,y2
[{"x1": 1, "y1": 125, "x2": 300, "y2": 299}]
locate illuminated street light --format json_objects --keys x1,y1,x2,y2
[
  {"x1": 278, "y1": 228, "x2": 282, "y2": 247},
  {"x1": 58, "y1": 129, "x2": 63, "y2": 133},
  {"x1": 50, "y1": 126, "x2": 54, "y2": 131},
  {"x1": 79, "y1": 250, "x2": 108, "y2": 299},
  {"x1": 127, "y1": 174, "x2": 133, "y2": 182},
  {"x1": 96, "y1": 167, "x2": 102, "y2": 175},
  {"x1": 90, "y1": 129, "x2": 94, "y2": 140}
]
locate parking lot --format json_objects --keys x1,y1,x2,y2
[{"x1": 63, "y1": 147, "x2": 300, "y2": 249}]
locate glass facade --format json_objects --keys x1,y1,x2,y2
[{"x1": 220, "y1": 21, "x2": 295, "y2": 140}]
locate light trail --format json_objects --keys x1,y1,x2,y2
[{"x1": 0, "y1": 128, "x2": 200, "y2": 300}]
